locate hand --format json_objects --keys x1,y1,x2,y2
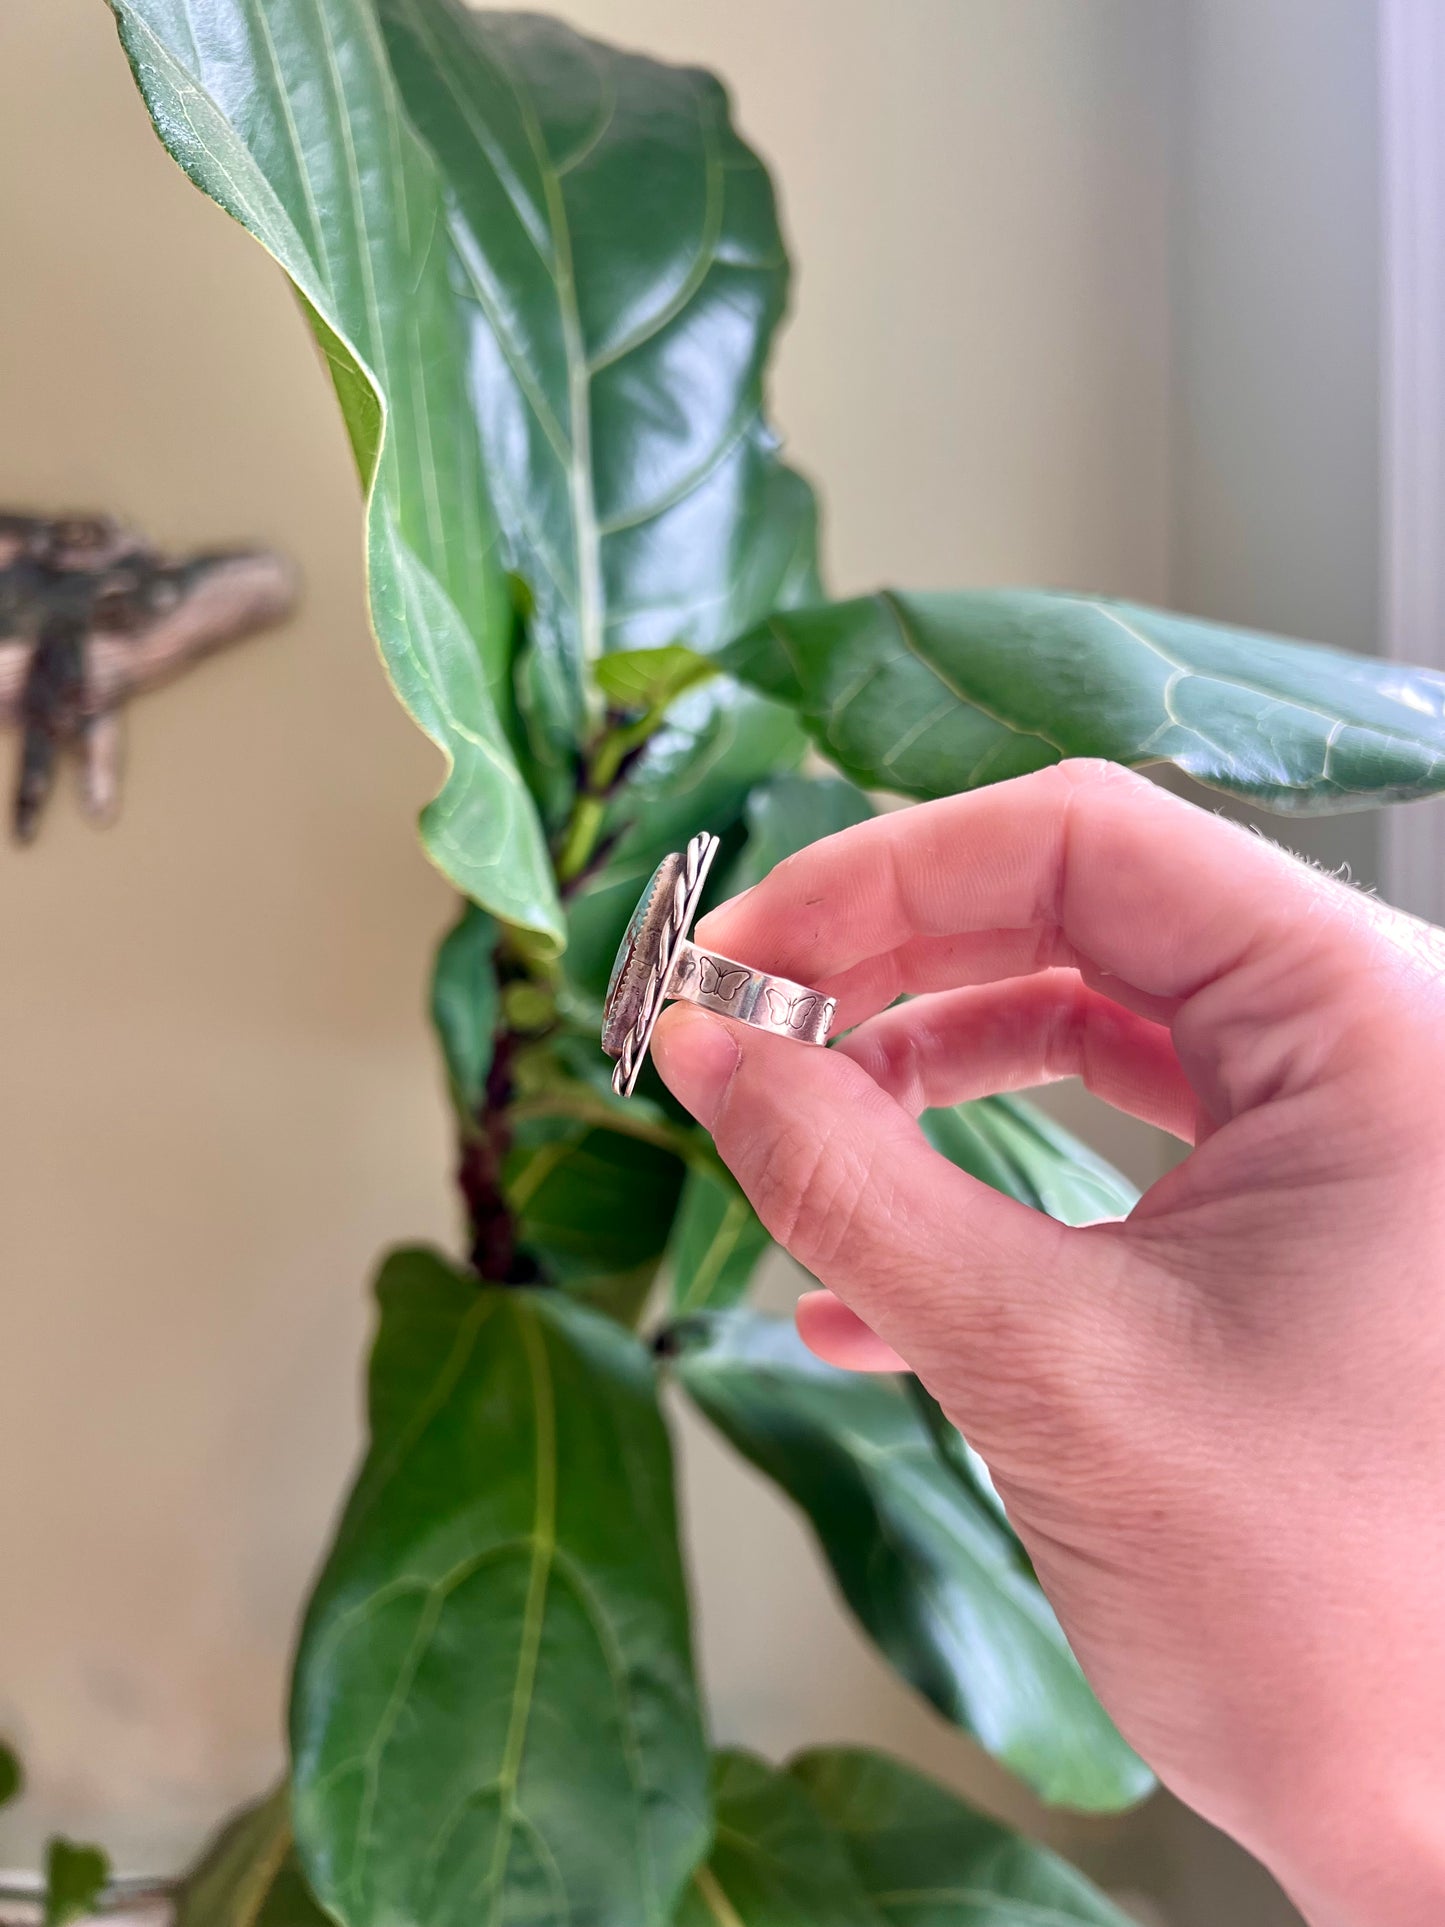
[{"x1": 652, "y1": 760, "x2": 1445, "y2": 1927}]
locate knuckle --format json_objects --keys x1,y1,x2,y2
[
  {"x1": 1377, "y1": 901, "x2": 1445, "y2": 1001},
  {"x1": 846, "y1": 1018, "x2": 927, "y2": 1113},
  {"x1": 1040, "y1": 971, "x2": 1091, "y2": 1079}
]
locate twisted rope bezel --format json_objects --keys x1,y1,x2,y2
[{"x1": 611, "y1": 831, "x2": 719, "y2": 1096}]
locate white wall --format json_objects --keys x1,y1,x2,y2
[{"x1": 0, "y1": 4, "x2": 1382, "y2": 1922}]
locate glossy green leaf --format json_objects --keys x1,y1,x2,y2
[
  {"x1": 725, "y1": 772, "x2": 875, "y2": 895},
  {"x1": 518, "y1": 1024, "x2": 677, "y2": 1129},
  {"x1": 902, "y1": 1378, "x2": 1014, "y2": 1537},
  {"x1": 0, "y1": 1744, "x2": 19, "y2": 1808},
  {"x1": 791, "y1": 1748, "x2": 1134, "y2": 1926},
  {"x1": 724, "y1": 589, "x2": 1445, "y2": 812},
  {"x1": 667, "y1": 1162, "x2": 771, "y2": 1315},
  {"x1": 291, "y1": 1248, "x2": 708, "y2": 1927},
  {"x1": 430, "y1": 902, "x2": 499, "y2": 1119},
  {"x1": 108, "y1": 0, "x2": 562, "y2": 945},
  {"x1": 922, "y1": 1096, "x2": 1138, "y2": 1227},
  {"x1": 674, "y1": 1751, "x2": 884, "y2": 1927},
  {"x1": 565, "y1": 682, "x2": 805, "y2": 999},
  {"x1": 176, "y1": 1787, "x2": 330, "y2": 1927},
  {"x1": 43, "y1": 1840, "x2": 109, "y2": 1927},
  {"x1": 506, "y1": 1115, "x2": 686, "y2": 1321},
  {"x1": 376, "y1": 0, "x2": 819, "y2": 746},
  {"x1": 670, "y1": 1312, "x2": 1150, "y2": 1813},
  {"x1": 595, "y1": 646, "x2": 717, "y2": 715}
]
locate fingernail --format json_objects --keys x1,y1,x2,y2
[
  {"x1": 651, "y1": 1005, "x2": 740, "y2": 1128},
  {"x1": 796, "y1": 1290, "x2": 910, "y2": 1373}
]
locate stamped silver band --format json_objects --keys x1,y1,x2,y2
[{"x1": 667, "y1": 941, "x2": 835, "y2": 1045}]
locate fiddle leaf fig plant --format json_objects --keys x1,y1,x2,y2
[{"x1": 93, "y1": 0, "x2": 1445, "y2": 1922}]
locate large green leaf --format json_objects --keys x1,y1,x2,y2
[
  {"x1": 670, "y1": 1312, "x2": 1150, "y2": 1813},
  {"x1": 506, "y1": 1114, "x2": 686, "y2": 1321},
  {"x1": 791, "y1": 1748, "x2": 1134, "y2": 1926},
  {"x1": 430, "y1": 901, "x2": 499, "y2": 1120},
  {"x1": 0, "y1": 1744, "x2": 19, "y2": 1808},
  {"x1": 564, "y1": 682, "x2": 805, "y2": 999},
  {"x1": 723, "y1": 589, "x2": 1445, "y2": 811},
  {"x1": 725, "y1": 772, "x2": 875, "y2": 895},
  {"x1": 922, "y1": 1096, "x2": 1138, "y2": 1227},
  {"x1": 176, "y1": 1787, "x2": 330, "y2": 1927},
  {"x1": 667, "y1": 1162, "x2": 772, "y2": 1315},
  {"x1": 376, "y1": 0, "x2": 819, "y2": 748},
  {"x1": 674, "y1": 1752, "x2": 883, "y2": 1927},
  {"x1": 291, "y1": 1249, "x2": 708, "y2": 1927},
  {"x1": 43, "y1": 1841, "x2": 109, "y2": 1927},
  {"x1": 108, "y1": 0, "x2": 562, "y2": 944}
]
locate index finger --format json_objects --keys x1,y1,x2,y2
[{"x1": 697, "y1": 760, "x2": 1394, "y2": 1119}]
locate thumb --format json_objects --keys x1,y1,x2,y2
[{"x1": 652, "y1": 1002, "x2": 1135, "y2": 1442}]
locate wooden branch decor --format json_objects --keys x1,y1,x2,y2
[{"x1": 0, "y1": 512, "x2": 297, "y2": 842}]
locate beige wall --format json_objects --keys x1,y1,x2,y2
[
  {"x1": 1169, "y1": 0, "x2": 1382, "y2": 898},
  {"x1": 0, "y1": 3, "x2": 1378, "y2": 1922},
  {"x1": 0, "y1": 0, "x2": 463, "y2": 1868}
]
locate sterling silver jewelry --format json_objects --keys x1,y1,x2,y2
[{"x1": 601, "y1": 831, "x2": 836, "y2": 1098}]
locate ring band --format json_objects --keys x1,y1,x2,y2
[
  {"x1": 667, "y1": 941, "x2": 835, "y2": 1044},
  {"x1": 601, "y1": 831, "x2": 835, "y2": 1097}
]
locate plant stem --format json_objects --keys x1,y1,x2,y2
[
  {"x1": 462, "y1": 696, "x2": 675, "y2": 1277},
  {"x1": 588, "y1": 707, "x2": 661, "y2": 790},
  {"x1": 555, "y1": 793, "x2": 605, "y2": 883},
  {"x1": 458, "y1": 1025, "x2": 531, "y2": 1283},
  {"x1": 553, "y1": 704, "x2": 667, "y2": 885},
  {"x1": 456, "y1": 937, "x2": 559, "y2": 1285}
]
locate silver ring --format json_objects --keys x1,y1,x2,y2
[{"x1": 601, "y1": 831, "x2": 836, "y2": 1098}]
